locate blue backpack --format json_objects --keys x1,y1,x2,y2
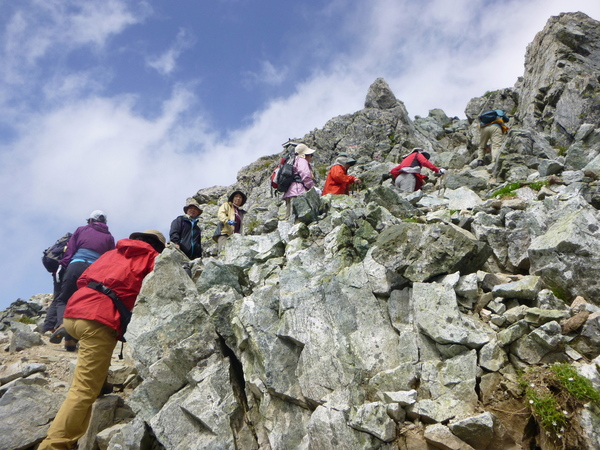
[{"x1": 479, "y1": 109, "x2": 509, "y2": 125}]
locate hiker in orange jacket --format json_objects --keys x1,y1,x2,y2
[
  {"x1": 38, "y1": 230, "x2": 166, "y2": 450},
  {"x1": 322, "y1": 155, "x2": 361, "y2": 195}
]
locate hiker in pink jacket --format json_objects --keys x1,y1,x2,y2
[{"x1": 282, "y1": 143, "x2": 317, "y2": 219}]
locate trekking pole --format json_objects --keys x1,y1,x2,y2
[{"x1": 437, "y1": 172, "x2": 446, "y2": 197}]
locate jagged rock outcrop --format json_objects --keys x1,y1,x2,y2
[
  {"x1": 3, "y1": 11, "x2": 600, "y2": 450},
  {"x1": 517, "y1": 12, "x2": 600, "y2": 148}
]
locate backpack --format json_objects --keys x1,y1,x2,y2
[
  {"x1": 42, "y1": 232, "x2": 72, "y2": 273},
  {"x1": 270, "y1": 156, "x2": 287, "y2": 190},
  {"x1": 479, "y1": 109, "x2": 509, "y2": 126},
  {"x1": 274, "y1": 150, "x2": 297, "y2": 193}
]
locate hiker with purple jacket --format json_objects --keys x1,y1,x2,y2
[{"x1": 49, "y1": 210, "x2": 115, "y2": 351}]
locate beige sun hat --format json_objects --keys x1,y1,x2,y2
[
  {"x1": 183, "y1": 198, "x2": 203, "y2": 214},
  {"x1": 295, "y1": 143, "x2": 316, "y2": 157},
  {"x1": 129, "y1": 230, "x2": 166, "y2": 252}
]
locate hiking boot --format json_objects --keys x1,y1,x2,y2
[
  {"x1": 477, "y1": 160, "x2": 484, "y2": 167},
  {"x1": 98, "y1": 381, "x2": 114, "y2": 398},
  {"x1": 64, "y1": 339, "x2": 78, "y2": 352},
  {"x1": 49, "y1": 327, "x2": 67, "y2": 344}
]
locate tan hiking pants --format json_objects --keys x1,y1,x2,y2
[
  {"x1": 38, "y1": 318, "x2": 117, "y2": 450},
  {"x1": 478, "y1": 124, "x2": 504, "y2": 163}
]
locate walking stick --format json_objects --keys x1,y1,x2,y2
[{"x1": 437, "y1": 172, "x2": 446, "y2": 197}]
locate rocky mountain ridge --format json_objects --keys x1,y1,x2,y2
[{"x1": 2, "y1": 11, "x2": 600, "y2": 450}]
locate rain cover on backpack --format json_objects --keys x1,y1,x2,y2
[
  {"x1": 42, "y1": 232, "x2": 72, "y2": 273},
  {"x1": 479, "y1": 109, "x2": 509, "y2": 125},
  {"x1": 274, "y1": 151, "x2": 297, "y2": 193}
]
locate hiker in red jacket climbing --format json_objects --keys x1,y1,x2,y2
[
  {"x1": 390, "y1": 148, "x2": 446, "y2": 193},
  {"x1": 38, "y1": 230, "x2": 166, "y2": 450}
]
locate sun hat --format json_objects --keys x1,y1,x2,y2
[
  {"x1": 345, "y1": 157, "x2": 357, "y2": 166},
  {"x1": 228, "y1": 190, "x2": 247, "y2": 206},
  {"x1": 129, "y1": 229, "x2": 166, "y2": 253},
  {"x1": 183, "y1": 198, "x2": 203, "y2": 214},
  {"x1": 295, "y1": 143, "x2": 316, "y2": 157},
  {"x1": 89, "y1": 210, "x2": 106, "y2": 223}
]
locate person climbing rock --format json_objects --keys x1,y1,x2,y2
[
  {"x1": 282, "y1": 143, "x2": 316, "y2": 219},
  {"x1": 38, "y1": 230, "x2": 166, "y2": 450},
  {"x1": 476, "y1": 109, "x2": 510, "y2": 167},
  {"x1": 390, "y1": 149, "x2": 445, "y2": 193},
  {"x1": 322, "y1": 154, "x2": 361, "y2": 196},
  {"x1": 49, "y1": 210, "x2": 115, "y2": 352}
]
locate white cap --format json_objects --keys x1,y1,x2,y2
[{"x1": 89, "y1": 210, "x2": 106, "y2": 222}]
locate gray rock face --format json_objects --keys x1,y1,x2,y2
[
  {"x1": 364, "y1": 77, "x2": 400, "y2": 110},
  {"x1": 528, "y1": 207, "x2": 600, "y2": 304},
  {"x1": 372, "y1": 222, "x2": 492, "y2": 282},
  {"x1": 8, "y1": 321, "x2": 43, "y2": 353},
  {"x1": 517, "y1": 12, "x2": 600, "y2": 146},
  {"x1": 0, "y1": 385, "x2": 64, "y2": 450},
  {"x1": 348, "y1": 402, "x2": 396, "y2": 442},
  {"x1": 413, "y1": 283, "x2": 490, "y2": 348},
  {"x1": 449, "y1": 412, "x2": 518, "y2": 450}
]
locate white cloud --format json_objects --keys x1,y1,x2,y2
[
  {"x1": 42, "y1": 71, "x2": 107, "y2": 101},
  {"x1": 243, "y1": 60, "x2": 289, "y2": 88},
  {"x1": 147, "y1": 28, "x2": 196, "y2": 76},
  {"x1": 1, "y1": 0, "x2": 143, "y2": 84}
]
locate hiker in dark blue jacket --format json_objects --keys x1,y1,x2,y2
[{"x1": 169, "y1": 198, "x2": 203, "y2": 260}]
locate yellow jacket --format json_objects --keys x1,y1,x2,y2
[{"x1": 217, "y1": 202, "x2": 245, "y2": 237}]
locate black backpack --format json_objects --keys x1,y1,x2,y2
[
  {"x1": 275, "y1": 150, "x2": 297, "y2": 193},
  {"x1": 479, "y1": 109, "x2": 509, "y2": 125},
  {"x1": 42, "y1": 232, "x2": 72, "y2": 273}
]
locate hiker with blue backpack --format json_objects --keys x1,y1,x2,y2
[
  {"x1": 476, "y1": 109, "x2": 510, "y2": 167},
  {"x1": 282, "y1": 143, "x2": 317, "y2": 219},
  {"x1": 169, "y1": 198, "x2": 203, "y2": 260}
]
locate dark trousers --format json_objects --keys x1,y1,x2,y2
[
  {"x1": 42, "y1": 273, "x2": 63, "y2": 332},
  {"x1": 54, "y1": 261, "x2": 91, "y2": 339}
]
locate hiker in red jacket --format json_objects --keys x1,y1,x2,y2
[
  {"x1": 390, "y1": 149, "x2": 445, "y2": 193},
  {"x1": 322, "y1": 155, "x2": 361, "y2": 195},
  {"x1": 38, "y1": 230, "x2": 166, "y2": 450}
]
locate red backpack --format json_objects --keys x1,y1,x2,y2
[{"x1": 270, "y1": 156, "x2": 287, "y2": 190}]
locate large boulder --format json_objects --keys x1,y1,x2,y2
[
  {"x1": 528, "y1": 207, "x2": 600, "y2": 304},
  {"x1": 371, "y1": 222, "x2": 492, "y2": 282}
]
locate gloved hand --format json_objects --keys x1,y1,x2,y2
[
  {"x1": 314, "y1": 188, "x2": 322, "y2": 195},
  {"x1": 439, "y1": 168, "x2": 447, "y2": 174},
  {"x1": 227, "y1": 220, "x2": 235, "y2": 225}
]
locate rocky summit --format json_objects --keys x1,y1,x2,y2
[{"x1": 3, "y1": 11, "x2": 600, "y2": 450}]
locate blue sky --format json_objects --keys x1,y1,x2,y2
[{"x1": 1, "y1": 0, "x2": 600, "y2": 311}]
